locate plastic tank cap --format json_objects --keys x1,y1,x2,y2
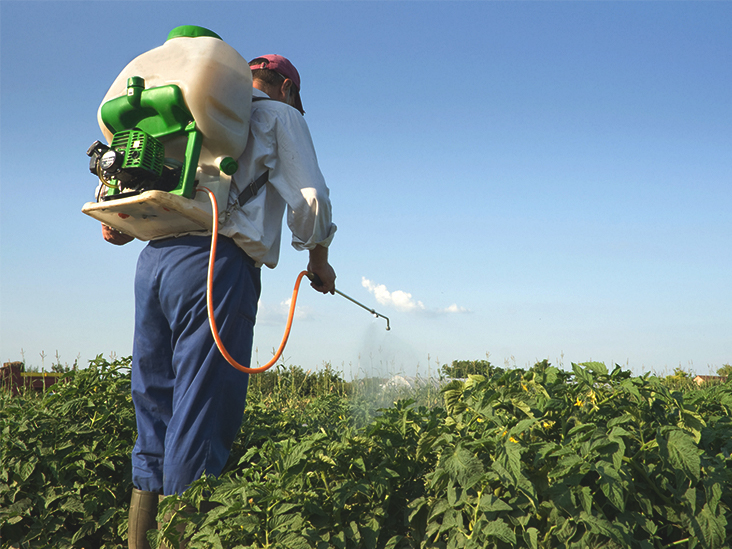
[
  {"x1": 219, "y1": 157, "x2": 239, "y2": 175},
  {"x1": 167, "y1": 26, "x2": 222, "y2": 41}
]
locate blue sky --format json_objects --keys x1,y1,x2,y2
[{"x1": 1, "y1": 1, "x2": 730, "y2": 378}]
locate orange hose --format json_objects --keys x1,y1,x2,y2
[{"x1": 198, "y1": 187, "x2": 307, "y2": 374}]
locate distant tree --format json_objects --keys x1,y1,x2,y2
[
  {"x1": 717, "y1": 364, "x2": 732, "y2": 377},
  {"x1": 440, "y1": 359, "x2": 495, "y2": 378}
]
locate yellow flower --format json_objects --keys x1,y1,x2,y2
[
  {"x1": 574, "y1": 398, "x2": 583, "y2": 407},
  {"x1": 509, "y1": 436, "x2": 518, "y2": 443}
]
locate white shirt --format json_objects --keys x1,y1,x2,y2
[{"x1": 220, "y1": 88, "x2": 336, "y2": 268}]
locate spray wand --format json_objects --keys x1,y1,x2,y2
[{"x1": 306, "y1": 272, "x2": 390, "y2": 331}]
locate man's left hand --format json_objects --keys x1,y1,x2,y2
[
  {"x1": 307, "y1": 245, "x2": 336, "y2": 294},
  {"x1": 102, "y1": 224, "x2": 134, "y2": 246}
]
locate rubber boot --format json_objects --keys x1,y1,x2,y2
[{"x1": 128, "y1": 488, "x2": 159, "y2": 549}]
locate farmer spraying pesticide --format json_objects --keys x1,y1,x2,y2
[{"x1": 85, "y1": 27, "x2": 336, "y2": 548}]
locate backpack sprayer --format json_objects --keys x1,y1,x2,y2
[{"x1": 83, "y1": 26, "x2": 389, "y2": 374}]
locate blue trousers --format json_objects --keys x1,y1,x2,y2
[{"x1": 131, "y1": 235, "x2": 260, "y2": 495}]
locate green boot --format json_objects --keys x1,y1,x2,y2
[{"x1": 128, "y1": 488, "x2": 159, "y2": 549}]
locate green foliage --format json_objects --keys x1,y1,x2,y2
[
  {"x1": 409, "y1": 361, "x2": 732, "y2": 548},
  {"x1": 247, "y1": 363, "x2": 348, "y2": 408},
  {"x1": 440, "y1": 359, "x2": 496, "y2": 379},
  {"x1": 662, "y1": 366, "x2": 701, "y2": 392},
  {"x1": 0, "y1": 355, "x2": 135, "y2": 548},
  {"x1": 3, "y1": 357, "x2": 732, "y2": 548},
  {"x1": 153, "y1": 360, "x2": 732, "y2": 549},
  {"x1": 716, "y1": 364, "x2": 732, "y2": 378}
]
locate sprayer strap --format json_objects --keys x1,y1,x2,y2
[{"x1": 237, "y1": 170, "x2": 269, "y2": 206}]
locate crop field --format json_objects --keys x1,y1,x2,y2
[{"x1": 1, "y1": 356, "x2": 731, "y2": 548}]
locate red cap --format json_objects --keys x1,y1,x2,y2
[{"x1": 249, "y1": 54, "x2": 304, "y2": 114}]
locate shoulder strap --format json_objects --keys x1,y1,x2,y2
[{"x1": 237, "y1": 170, "x2": 269, "y2": 207}]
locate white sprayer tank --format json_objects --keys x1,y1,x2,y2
[{"x1": 97, "y1": 25, "x2": 252, "y2": 173}]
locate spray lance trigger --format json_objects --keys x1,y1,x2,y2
[{"x1": 306, "y1": 272, "x2": 391, "y2": 331}]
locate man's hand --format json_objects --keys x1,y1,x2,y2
[
  {"x1": 102, "y1": 224, "x2": 134, "y2": 246},
  {"x1": 307, "y1": 245, "x2": 336, "y2": 294}
]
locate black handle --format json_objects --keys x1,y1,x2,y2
[{"x1": 306, "y1": 271, "x2": 323, "y2": 286}]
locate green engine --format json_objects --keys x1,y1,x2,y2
[
  {"x1": 87, "y1": 128, "x2": 175, "y2": 195},
  {"x1": 87, "y1": 76, "x2": 204, "y2": 200}
]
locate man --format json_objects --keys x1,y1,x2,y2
[{"x1": 107, "y1": 54, "x2": 337, "y2": 548}]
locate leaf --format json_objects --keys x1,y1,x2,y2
[
  {"x1": 572, "y1": 363, "x2": 595, "y2": 387},
  {"x1": 705, "y1": 479, "x2": 723, "y2": 515},
  {"x1": 579, "y1": 512, "x2": 627, "y2": 544},
  {"x1": 384, "y1": 535, "x2": 404, "y2": 549},
  {"x1": 447, "y1": 480, "x2": 463, "y2": 507},
  {"x1": 678, "y1": 409, "x2": 706, "y2": 444},
  {"x1": 510, "y1": 398, "x2": 534, "y2": 418},
  {"x1": 482, "y1": 518, "x2": 516, "y2": 544},
  {"x1": 579, "y1": 485, "x2": 593, "y2": 515},
  {"x1": 478, "y1": 494, "x2": 513, "y2": 513},
  {"x1": 71, "y1": 521, "x2": 97, "y2": 544},
  {"x1": 605, "y1": 434, "x2": 626, "y2": 471},
  {"x1": 361, "y1": 515, "x2": 380, "y2": 549},
  {"x1": 596, "y1": 461, "x2": 625, "y2": 513},
  {"x1": 581, "y1": 361, "x2": 608, "y2": 376},
  {"x1": 509, "y1": 418, "x2": 539, "y2": 438},
  {"x1": 690, "y1": 503, "x2": 727, "y2": 549},
  {"x1": 440, "y1": 443, "x2": 484, "y2": 487},
  {"x1": 549, "y1": 454, "x2": 583, "y2": 479},
  {"x1": 567, "y1": 422, "x2": 596, "y2": 438},
  {"x1": 442, "y1": 381, "x2": 466, "y2": 415},
  {"x1": 497, "y1": 436, "x2": 523, "y2": 486},
  {"x1": 19, "y1": 456, "x2": 37, "y2": 481},
  {"x1": 659, "y1": 428, "x2": 701, "y2": 483},
  {"x1": 440, "y1": 508, "x2": 462, "y2": 533},
  {"x1": 607, "y1": 415, "x2": 633, "y2": 429},
  {"x1": 685, "y1": 486, "x2": 697, "y2": 515},
  {"x1": 62, "y1": 495, "x2": 85, "y2": 514},
  {"x1": 523, "y1": 527, "x2": 539, "y2": 549},
  {"x1": 416, "y1": 431, "x2": 439, "y2": 461}
]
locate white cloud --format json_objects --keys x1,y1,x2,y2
[
  {"x1": 282, "y1": 298, "x2": 311, "y2": 320},
  {"x1": 361, "y1": 278, "x2": 424, "y2": 312},
  {"x1": 361, "y1": 278, "x2": 470, "y2": 315},
  {"x1": 256, "y1": 298, "x2": 311, "y2": 325},
  {"x1": 442, "y1": 303, "x2": 470, "y2": 314}
]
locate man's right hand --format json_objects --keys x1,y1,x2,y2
[{"x1": 102, "y1": 224, "x2": 134, "y2": 246}]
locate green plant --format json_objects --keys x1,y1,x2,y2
[
  {"x1": 408, "y1": 361, "x2": 732, "y2": 548},
  {"x1": 3, "y1": 357, "x2": 732, "y2": 548},
  {"x1": 440, "y1": 359, "x2": 497, "y2": 379},
  {"x1": 0, "y1": 355, "x2": 135, "y2": 548}
]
